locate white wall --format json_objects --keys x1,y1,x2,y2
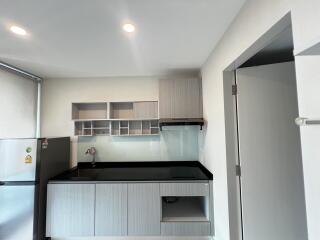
[
  {"x1": 201, "y1": 0, "x2": 320, "y2": 239},
  {"x1": 41, "y1": 76, "x2": 159, "y2": 165},
  {"x1": 0, "y1": 68, "x2": 37, "y2": 138},
  {"x1": 41, "y1": 76, "x2": 159, "y2": 137},
  {"x1": 41, "y1": 76, "x2": 201, "y2": 166},
  {"x1": 291, "y1": 0, "x2": 320, "y2": 54},
  {"x1": 201, "y1": 1, "x2": 291, "y2": 239},
  {"x1": 293, "y1": 56, "x2": 320, "y2": 240}
]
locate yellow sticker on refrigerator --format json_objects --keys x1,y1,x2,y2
[{"x1": 25, "y1": 155, "x2": 32, "y2": 164}]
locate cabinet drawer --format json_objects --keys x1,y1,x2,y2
[
  {"x1": 161, "y1": 222, "x2": 210, "y2": 236},
  {"x1": 160, "y1": 183, "x2": 209, "y2": 196}
]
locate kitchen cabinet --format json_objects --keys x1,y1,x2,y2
[
  {"x1": 159, "y1": 78, "x2": 202, "y2": 119},
  {"x1": 161, "y1": 222, "x2": 210, "y2": 236},
  {"x1": 128, "y1": 183, "x2": 161, "y2": 235},
  {"x1": 160, "y1": 182, "x2": 212, "y2": 236},
  {"x1": 46, "y1": 180, "x2": 213, "y2": 237},
  {"x1": 95, "y1": 184, "x2": 128, "y2": 236},
  {"x1": 72, "y1": 101, "x2": 159, "y2": 136},
  {"x1": 46, "y1": 183, "x2": 95, "y2": 237},
  {"x1": 160, "y1": 182, "x2": 209, "y2": 197},
  {"x1": 133, "y1": 101, "x2": 158, "y2": 119}
]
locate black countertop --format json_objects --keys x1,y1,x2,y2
[{"x1": 49, "y1": 161, "x2": 213, "y2": 182}]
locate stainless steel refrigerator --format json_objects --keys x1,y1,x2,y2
[{"x1": 0, "y1": 137, "x2": 70, "y2": 240}]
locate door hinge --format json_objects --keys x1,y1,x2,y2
[
  {"x1": 236, "y1": 165, "x2": 241, "y2": 176},
  {"x1": 232, "y1": 84, "x2": 237, "y2": 95}
]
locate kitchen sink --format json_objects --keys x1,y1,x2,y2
[{"x1": 72, "y1": 168, "x2": 101, "y2": 179}]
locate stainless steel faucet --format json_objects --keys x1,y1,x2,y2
[{"x1": 85, "y1": 147, "x2": 96, "y2": 166}]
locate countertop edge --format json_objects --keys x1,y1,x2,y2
[{"x1": 49, "y1": 161, "x2": 213, "y2": 182}]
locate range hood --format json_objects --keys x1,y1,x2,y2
[{"x1": 159, "y1": 118, "x2": 204, "y2": 131}]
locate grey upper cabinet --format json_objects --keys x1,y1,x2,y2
[
  {"x1": 46, "y1": 184, "x2": 95, "y2": 237},
  {"x1": 133, "y1": 101, "x2": 158, "y2": 119},
  {"x1": 159, "y1": 78, "x2": 203, "y2": 119},
  {"x1": 128, "y1": 183, "x2": 160, "y2": 235},
  {"x1": 95, "y1": 184, "x2": 128, "y2": 236}
]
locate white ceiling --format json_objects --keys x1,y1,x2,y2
[{"x1": 0, "y1": 0, "x2": 245, "y2": 78}]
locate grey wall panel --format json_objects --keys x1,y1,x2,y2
[
  {"x1": 159, "y1": 78, "x2": 171, "y2": 119},
  {"x1": 95, "y1": 184, "x2": 128, "y2": 236},
  {"x1": 161, "y1": 222, "x2": 210, "y2": 236},
  {"x1": 46, "y1": 184, "x2": 95, "y2": 237},
  {"x1": 209, "y1": 181, "x2": 215, "y2": 236},
  {"x1": 128, "y1": 183, "x2": 160, "y2": 235},
  {"x1": 160, "y1": 183, "x2": 209, "y2": 197}
]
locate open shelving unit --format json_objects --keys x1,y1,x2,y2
[
  {"x1": 72, "y1": 101, "x2": 159, "y2": 137},
  {"x1": 74, "y1": 120, "x2": 110, "y2": 136},
  {"x1": 72, "y1": 103, "x2": 108, "y2": 120}
]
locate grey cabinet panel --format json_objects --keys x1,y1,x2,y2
[
  {"x1": 128, "y1": 183, "x2": 160, "y2": 235},
  {"x1": 161, "y1": 222, "x2": 210, "y2": 236},
  {"x1": 159, "y1": 78, "x2": 202, "y2": 119},
  {"x1": 95, "y1": 184, "x2": 128, "y2": 236},
  {"x1": 133, "y1": 101, "x2": 158, "y2": 119},
  {"x1": 209, "y1": 181, "x2": 214, "y2": 236},
  {"x1": 46, "y1": 183, "x2": 95, "y2": 237},
  {"x1": 160, "y1": 183, "x2": 209, "y2": 197}
]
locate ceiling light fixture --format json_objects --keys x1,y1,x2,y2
[
  {"x1": 10, "y1": 25, "x2": 27, "y2": 36},
  {"x1": 123, "y1": 23, "x2": 135, "y2": 33}
]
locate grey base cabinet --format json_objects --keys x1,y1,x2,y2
[
  {"x1": 46, "y1": 182, "x2": 212, "y2": 238},
  {"x1": 46, "y1": 184, "x2": 95, "y2": 237},
  {"x1": 95, "y1": 184, "x2": 128, "y2": 236},
  {"x1": 128, "y1": 183, "x2": 161, "y2": 235},
  {"x1": 161, "y1": 222, "x2": 211, "y2": 236}
]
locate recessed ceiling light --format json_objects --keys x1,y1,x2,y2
[
  {"x1": 123, "y1": 23, "x2": 135, "y2": 33},
  {"x1": 10, "y1": 25, "x2": 27, "y2": 36}
]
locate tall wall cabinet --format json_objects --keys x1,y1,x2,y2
[{"x1": 159, "y1": 78, "x2": 203, "y2": 119}]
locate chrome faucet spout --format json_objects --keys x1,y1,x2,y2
[{"x1": 85, "y1": 147, "x2": 97, "y2": 166}]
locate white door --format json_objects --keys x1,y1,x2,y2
[{"x1": 236, "y1": 62, "x2": 307, "y2": 240}]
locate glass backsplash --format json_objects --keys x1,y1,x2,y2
[{"x1": 77, "y1": 126, "x2": 200, "y2": 162}]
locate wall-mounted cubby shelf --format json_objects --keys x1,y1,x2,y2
[
  {"x1": 72, "y1": 101, "x2": 159, "y2": 137},
  {"x1": 74, "y1": 120, "x2": 111, "y2": 136},
  {"x1": 110, "y1": 120, "x2": 160, "y2": 136}
]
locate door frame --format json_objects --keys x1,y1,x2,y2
[{"x1": 222, "y1": 13, "x2": 294, "y2": 240}]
